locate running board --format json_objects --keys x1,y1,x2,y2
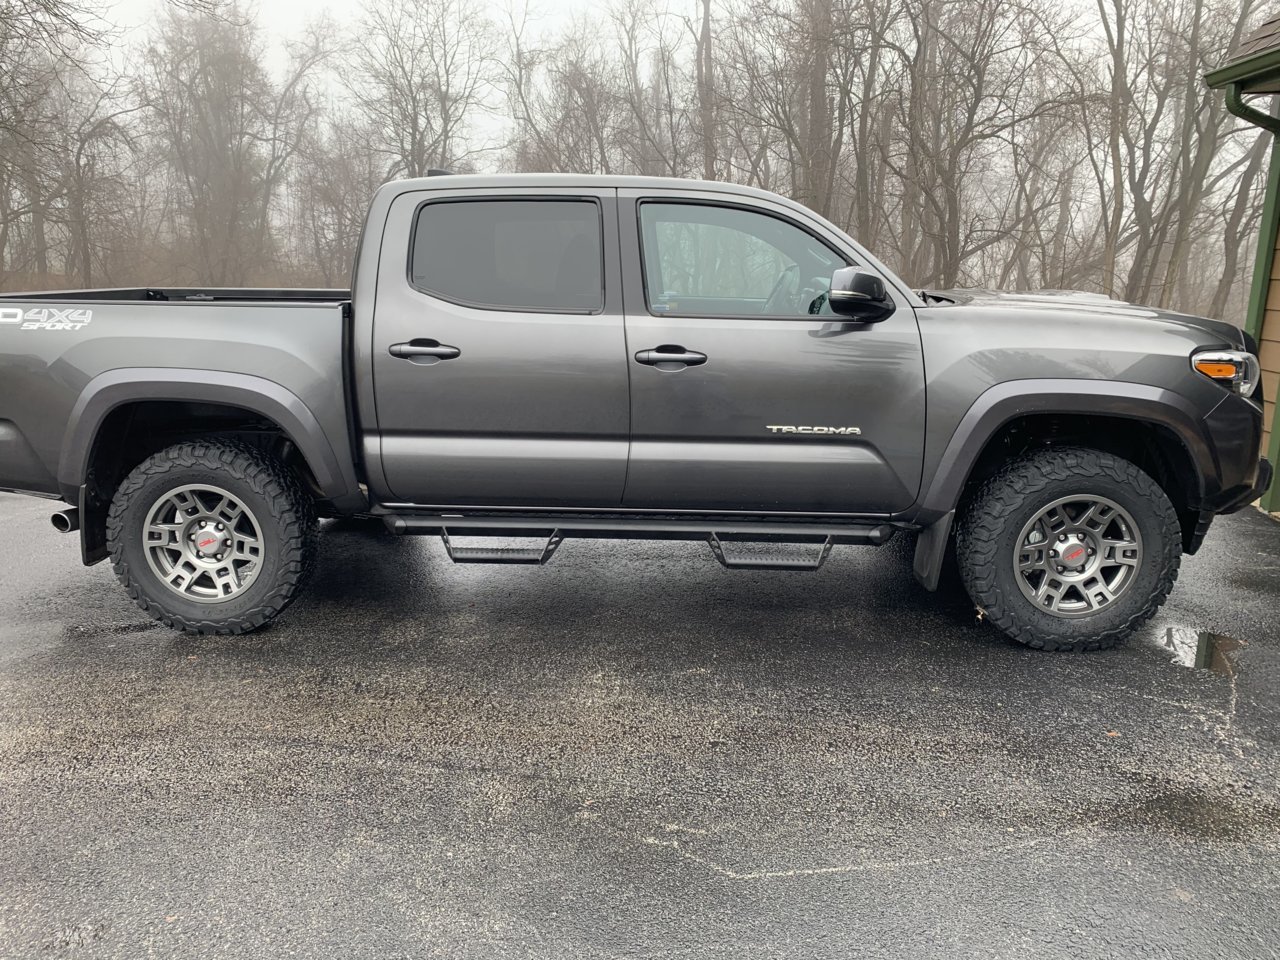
[{"x1": 383, "y1": 512, "x2": 895, "y2": 568}]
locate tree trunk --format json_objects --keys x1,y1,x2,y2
[
  {"x1": 1210, "y1": 131, "x2": 1269, "y2": 320},
  {"x1": 696, "y1": 0, "x2": 716, "y2": 181}
]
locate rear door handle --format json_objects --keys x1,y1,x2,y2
[
  {"x1": 389, "y1": 339, "x2": 461, "y2": 363},
  {"x1": 635, "y1": 345, "x2": 707, "y2": 368}
]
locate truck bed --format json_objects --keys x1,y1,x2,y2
[{"x1": 0, "y1": 293, "x2": 358, "y2": 505}]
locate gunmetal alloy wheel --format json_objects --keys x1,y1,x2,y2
[
  {"x1": 143, "y1": 484, "x2": 265, "y2": 603},
  {"x1": 1013, "y1": 494, "x2": 1143, "y2": 618},
  {"x1": 956, "y1": 446, "x2": 1181, "y2": 652},
  {"x1": 108, "y1": 440, "x2": 316, "y2": 635}
]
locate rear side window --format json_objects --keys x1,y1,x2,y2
[{"x1": 410, "y1": 199, "x2": 603, "y2": 313}]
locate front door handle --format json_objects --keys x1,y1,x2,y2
[
  {"x1": 635, "y1": 345, "x2": 707, "y2": 368},
  {"x1": 389, "y1": 339, "x2": 461, "y2": 363}
]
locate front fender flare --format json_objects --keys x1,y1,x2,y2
[
  {"x1": 917, "y1": 379, "x2": 1210, "y2": 519},
  {"x1": 911, "y1": 379, "x2": 1212, "y2": 591}
]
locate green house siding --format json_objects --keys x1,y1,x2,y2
[
  {"x1": 1261, "y1": 234, "x2": 1280, "y2": 511},
  {"x1": 1207, "y1": 16, "x2": 1280, "y2": 513}
]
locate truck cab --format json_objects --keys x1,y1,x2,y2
[{"x1": 358, "y1": 177, "x2": 924, "y2": 515}]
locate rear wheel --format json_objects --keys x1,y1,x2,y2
[
  {"x1": 956, "y1": 446, "x2": 1181, "y2": 651},
  {"x1": 107, "y1": 440, "x2": 316, "y2": 635}
]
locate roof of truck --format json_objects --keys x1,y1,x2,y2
[{"x1": 375, "y1": 172, "x2": 794, "y2": 204}]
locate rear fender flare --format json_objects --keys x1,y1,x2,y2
[{"x1": 58, "y1": 368, "x2": 360, "y2": 505}]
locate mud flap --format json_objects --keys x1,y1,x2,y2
[
  {"x1": 79, "y1": 482, "x2": 110, "y2": 566},
  {"x1": 912, "y1": 510, "x2": 954, "y2": 592}
]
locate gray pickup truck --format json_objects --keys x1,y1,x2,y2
[{"x1": 0, "y1": 174, "x2": 1271, "y2": 650}]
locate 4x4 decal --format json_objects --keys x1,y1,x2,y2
[{"x1": 0, "y1": 307, "x2": 92, "y2": 330}]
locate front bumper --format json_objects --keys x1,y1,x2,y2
[
  {"x1": 1180, "y1": 456, "x2": 1268, "y2": 555},
  {"x1": 1218, "y1": 456, "x2": 1273, "y2": 515},
  {"x1": 1235, "y1": 456, "x2": 1273, "y2": 511},
  {"x1": 1201, "y1": 391, "x2": 1268, "y2": 514}
]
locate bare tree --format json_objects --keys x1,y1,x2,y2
[
  {"x1": 504, "y1": 14, "x2": 625, "y2": 174},
  {"x1": 347, "y1": 0, "x2": 496, "y2": 177},
  {"x1": 0, "y1": 0, "x2": 1267, "y2": 326},
  {"x1": 287, "y1": 112, "x2": 389, "y2": 285},
  {"x1": 137, "y1": 4, "x2": 326, "y2": 284},
  {"x1": 0, "y1": 0, "x2": 99, "y2": 49}
]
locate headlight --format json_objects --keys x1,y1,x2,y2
[{"x1": 1191, "y1": 349, "x2": 1260, "y2": 396}]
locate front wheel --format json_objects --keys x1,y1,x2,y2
[
  {"x1": 956, "y1": 446, "x2": 1182, "y2": 651},
  {"x1": 106, "y1": 440, "x2": 317, "y2": 635}
]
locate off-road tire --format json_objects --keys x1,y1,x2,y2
[
  {"x1": 956, "y1": 446, "x2": 1181, "y2": 652},
  {"x1": 106, "y1": 440, "x2": 317, "y2": 635}
]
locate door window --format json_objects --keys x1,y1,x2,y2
[
  {"x1": 639, "y1": 202, "x2": 844, "y2": 318},
  {"x1": 411, "y1": 198, "x2": 603, "y2": 313}
]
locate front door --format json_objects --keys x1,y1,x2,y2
[
  {"x1": 619, "y1": 190, "x2": 926, "y2": 514},
  {"x1": 371, "y1": 187, "x2": 629, "y2": 506}
]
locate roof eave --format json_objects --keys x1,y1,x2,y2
[{"x1": 1206, "y1": 47, "x2": 1280, "y2": 90}]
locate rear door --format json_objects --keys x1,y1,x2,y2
[
  {"x1": 619, "y1": 189, "x2": 926, "y2": 514},
  {"x1": 371, "y1": 186, "x2": 629, "y2": 506}
]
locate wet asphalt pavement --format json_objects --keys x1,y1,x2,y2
[{"x1": 1, "y1": 492, "x2": 1279, "y2": 959}]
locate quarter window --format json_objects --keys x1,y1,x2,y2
[
  {"x1": 639, "y1": 202, "x2": 845, "y2": 318},
  {"x1": 411, "y1": 199, "x2": 603, "y2": 312}
]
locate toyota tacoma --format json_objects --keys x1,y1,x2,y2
[{"x1": 0, "y1": 174, "x2": 1271, "y2": 650}]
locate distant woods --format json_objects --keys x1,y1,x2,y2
[{"x1": 0, "y1": 0, "x2": 1267, "y2": 321}]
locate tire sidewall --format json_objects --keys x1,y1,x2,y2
[{"x1": 114, "y1": 463, "x2": 288, "y2": 624}]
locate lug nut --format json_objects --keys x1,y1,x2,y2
[
  {"x1": 1056, "y1": 565, "x2": 1065, "y2": 573},
  {"x1": 216, "y1": 523, "x2": 224, "y2": 531},
  {"x1": 1050, "y1": 549, "x2": 1058, "y2": 557}
]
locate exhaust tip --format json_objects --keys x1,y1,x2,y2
[{"x1": 51, "y1": 509, "x2": 80, "y2": 534}]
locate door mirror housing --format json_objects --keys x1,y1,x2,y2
[{"x1": 828, "y1": 267, "x2": 895, "y2": 322}]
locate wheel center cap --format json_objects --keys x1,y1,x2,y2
[
  {"x1": 194, "y1": 529, "x2": 222, "y2": 557},
  {"x1": 1063, "y1": 545, "x2": 1088, "y2": 565}
]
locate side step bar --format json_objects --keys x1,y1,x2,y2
[
  {"x1": 707, "y1": 533, "x2": 834, "y2": 571},
  {"x1": 440, "y1": 529, "x2": 564, "y2": 565},
  {"x1": 383, "y1": 512, "x2": 896, "y2": 569}
]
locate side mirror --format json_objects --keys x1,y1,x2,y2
[{"x1": 828, "y1": 267, "x2": 895, "y2": 322}]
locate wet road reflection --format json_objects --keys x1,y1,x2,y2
[
  {"x1": 1161, "y1": 627, "x2": 1245, "y2": 676},
  {"x1": 2, "y1": 494, "x2": 1280, "y2": 958}
]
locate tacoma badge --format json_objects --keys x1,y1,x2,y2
[{"x1": 766, "y1": 425, "x2": 862, "y2": 435}]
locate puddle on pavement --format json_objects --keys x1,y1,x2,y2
[{"x1": 1161, "y1": 627, "x2": 1245, "y2": 676}]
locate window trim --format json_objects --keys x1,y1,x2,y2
[
  {"x1": 636, "y1": 198, "x2": 852, "y2": 321},
  {"x1": 406, "y1": 195, "x2": 606, "y2": 315}
]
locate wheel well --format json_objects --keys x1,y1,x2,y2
[
  {"x1": 956, "y1": 414, "x2": 1204, "y2": 551},
  {"x1": 85, "y1": 400, "x2": 322, "y2": 503}
]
